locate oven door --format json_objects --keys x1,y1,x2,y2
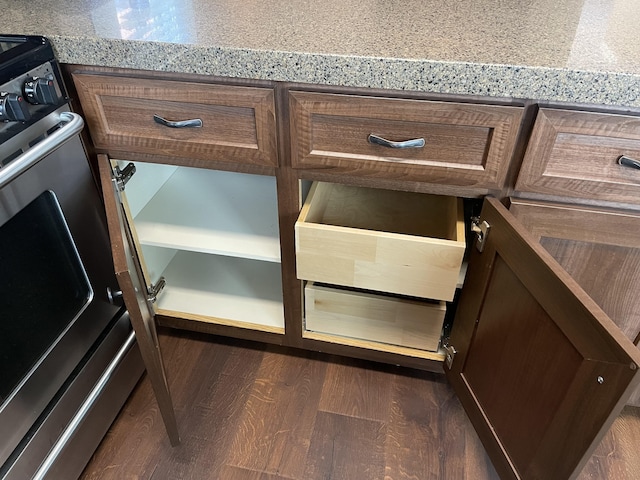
[{"x1": 0, "y1": 111, "x2": 122, "y2": 467}]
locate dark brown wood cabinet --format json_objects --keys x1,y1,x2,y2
[
  {"x1": 515, "y1": 108, "x2": 640, "y2": 205},
  {"x1": 446, "y1": 198, "x2": 640, "y2": 480},
  {"x1": 509, "y1": 201, "x2": 640, "y2": 376},
  {"x1": 512, "y1": 105, "x2": 640, "y2": 409},
  {"x1": 72, "y1": 72, "x2": 278, "y2": 169},
  {"x1": 68, "y1": 65, "x2": 640, "y2": 480},
  {"x1": 72, "y1": 68, "x2": 287, "y2": 342},
  {"x1": 98, "y1": 156, "x2": 180, "y2": 446},
  {"x1": 289, "y1": 90, "x2": 523, "y2": 194}
]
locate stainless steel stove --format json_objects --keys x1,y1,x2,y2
[{"x1": 0, "y1": 35, "x2": 144, "y2": 480}]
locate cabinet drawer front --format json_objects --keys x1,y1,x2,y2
[
  {"x1": 72, "y1": 73, "x2": 278, "y2": 167},
  {"x1": 304, "y1": 283, "x2": 446, "y2": 351},
  {"x1": 295, "y1": 182, "x2": 466, "y2": 301},
  {"x1": 289, "y1": 91, "x2": 523, "y2": 189},
  {"x1": 515, "y1": 108, "x2": 640, "y2": 203}
]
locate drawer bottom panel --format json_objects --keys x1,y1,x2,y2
[{"x1": 304, "y1": 283, "x2": 446, "y2": 351}]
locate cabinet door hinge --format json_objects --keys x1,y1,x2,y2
[
  {"x1": 471, "y1": 217, "x2": 491, "y2": 252},
  {"x1": 444, "y1": 344, "x2": 457, "y2": 369},
  {"x1": 147, "y1": 276, "x2": 166, "y2": 303},
  {"x1": 114, "y1": 162, "x2": 136, "y2": 191}
]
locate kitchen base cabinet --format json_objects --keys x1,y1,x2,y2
[
  {"x1": 111, "y1": 159, "x2": 285, "y2": 333},
  {"x1": 71, "y1": 65, "x2": 640, "y2": 480},
  {"x1": 292, "y1": 192, "x2": 640, "y2": 479}
]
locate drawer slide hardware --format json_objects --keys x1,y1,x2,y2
[
  {"x1": 114, "y1": 162, "x2": 136, "y2": 191},
  {"x1": 471, "y1": 217, "x2": 491, "y2": 252},
  {"x1": 147, "y1": 276, "x2": 166, "y2": 303},
  {"x1": 444, "y1": 344, "x2": 457, "y2": 369}
]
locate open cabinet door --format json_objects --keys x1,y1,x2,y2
[
  {"x1": 445, "y1": 197, "x2": 640, "y2": 480},
  {"x1": 98, "y1": 154, "x2": 180, "y2": 446}
]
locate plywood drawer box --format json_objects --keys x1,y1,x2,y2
[
  {"x1": 295, "y1": 182, "x2": 466, "y2": 302},
  {"x1": 515, "y1": 108, "x2": 640, "y2": 204},
  {"x1": 304, "y1": 283, "x2": 446, "y2": 351},
  {"x1": 71, "y1": 72, "x2": 278, "y2": 167},
  {"x1": 289, "y1": 91, "x2": 523, "y2": 190}
]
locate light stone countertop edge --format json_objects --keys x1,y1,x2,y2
[{"x1": 51, "y1": 36, "x2": 640, "y2": 109}]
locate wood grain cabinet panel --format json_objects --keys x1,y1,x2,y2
[
  {"x1": 510, "y1": 199, "x2": 640, "y2": 406},
  {"x1": 289, "y1": 91, "x2": 523, "y2": 190},
  {"x1": 71, "y1": 73, "x2": 278, "y2": 167},
  {"x1": 447, "y1": 197, "x2": 640, "y2": 480},
  {"x1": 515, "y1": 108, "x2": 640, "y2": 203}
]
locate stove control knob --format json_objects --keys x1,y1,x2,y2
[
  {"x1": 23, "y1": 76, "x2": 59, "y2": 105},
  {"x1": 0, "y1": 92, "x2": 31, "y2": 122}
]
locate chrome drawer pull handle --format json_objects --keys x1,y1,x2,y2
[
  {"x1": 368, "y1": 134, "x2": 425, "y2": 149},
  {"x1": 618, "y1": 155, "x2": 640, "y2": 170},
  {"x1": 153, "y1": 114, "x2": 203, "y2": 128}
]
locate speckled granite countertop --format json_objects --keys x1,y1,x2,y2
[{"x1": 3, "y1": 0, "x2": 640, "y2": 107}]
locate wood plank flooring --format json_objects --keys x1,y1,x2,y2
[{"x1": 80, "y1": 329, "x2": 640, "y2": 480}]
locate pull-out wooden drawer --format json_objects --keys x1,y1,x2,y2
[
  {"x1": 289, "y1": 91, "x2": 523, "y2": 190},
  {"x1": 295, "y1": 182, "x2": 466, "y2": 302},
  {"x1": 71, "y1": 73, "x2": 278, "y2": 167},
  {"x1": 304, "y1": 282, "x2": 447, "y2": 351},
  {"x1": 515, "y1": 108, "x2": 640, "y2": 204}
]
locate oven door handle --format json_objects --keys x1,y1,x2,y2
[{"x1": 0, "y1": 111, "x2": 84, "y2": 189}]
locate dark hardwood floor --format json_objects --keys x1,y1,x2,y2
[{"x1": 80, "y1": 329, "x2": 640, "y2": 480}]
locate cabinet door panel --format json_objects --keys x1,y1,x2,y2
[
  {"x1": 98, "y1": 154, "x2": 180, "y2": 445},
  {"x1": 446, "y1": 197, "x2": 640, "y2": 480},
  {"x1": 510, "y1": 199, "x2": 640, "y2": 406}
]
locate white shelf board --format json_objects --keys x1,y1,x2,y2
[
  {"x1": 134, "y1": 167, "x2": 281, "y2": 262},
  {"x1": 154, "y1": 250, "x2": 284, "y2": 330}
]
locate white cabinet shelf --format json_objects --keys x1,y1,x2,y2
[
  {"x1": 153, "y1": 250, "x2": 284, "y2": 332},
  {"x1": 117, "y1": 160, "x2": 284, "y2": 332},
  {"x1": 121, "y1": 161, "x2": 281, "y2": 262}
]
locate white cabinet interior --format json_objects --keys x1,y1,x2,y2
[{"x1": 115, "y1": 160, "x2": 284, "y2": 332}]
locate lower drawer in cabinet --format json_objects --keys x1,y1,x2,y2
[
  {"x1": 295, "y1": 182, "x2": 466, "y2": 301},
  {"x1": 304, "y1": 282, "x2": 446, "y2": 351}
]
